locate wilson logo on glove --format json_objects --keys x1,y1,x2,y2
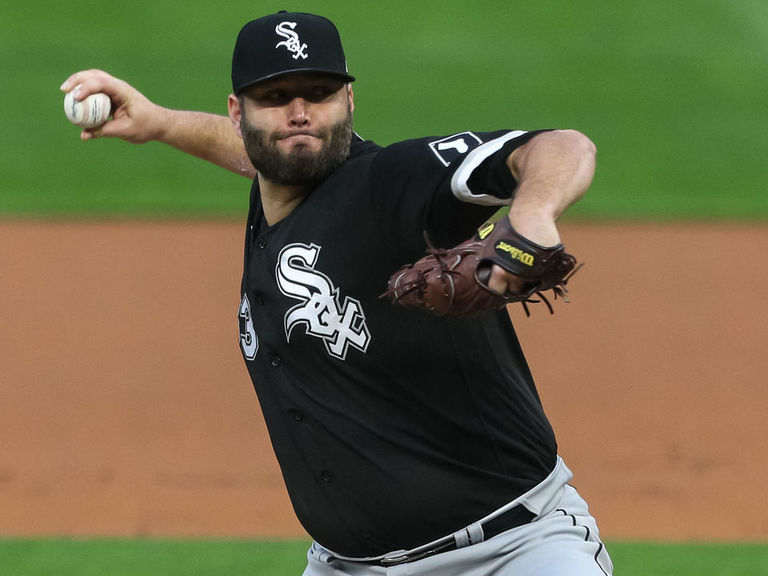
[
  {"x1": 495, "y1": 241, "x2": 535, "y2": 266},
  {"x1": 381, "y1": 218, "x2": 581, "y2": 317}
]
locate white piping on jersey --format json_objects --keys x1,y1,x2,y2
[{"x1": 450, "y1": 130, "x2": 527, "y2": 206}]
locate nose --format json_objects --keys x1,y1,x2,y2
[{"x1": 287, "y1": 97, "x2": 310, "y2": 126}]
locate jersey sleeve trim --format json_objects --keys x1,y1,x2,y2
[{"x1": 450, "y1": 130, "x2": 528, "y2": 206}]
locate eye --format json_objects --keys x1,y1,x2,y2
[
  {"x1": 259, "y1": 90, "x2": 290, "y2": 106},
  {"x1": 305, "y1": 83, "x2": 342, "y2": 102},
  {"x1": 301, "y1": 86, "x2": 327, "y2": 102}
]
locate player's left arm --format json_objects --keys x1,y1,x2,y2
[{"x1": 487, "y1": 129, "x2": 596, "y2": 294}]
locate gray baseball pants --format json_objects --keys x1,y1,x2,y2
[{"x1": 302, "y1": 457, "x2": 613, "y2": 576}]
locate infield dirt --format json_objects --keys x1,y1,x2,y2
[{"x1": 1, "y1": 221, "x2": 766, "y2": 540}]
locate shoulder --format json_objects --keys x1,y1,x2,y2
[
  {"x1": 347, "y1": 130, "x2": 537, "y2": 167},
  {"x1": 340, "y1": 129, "x2": 543, "y2": 204},
  {"x1": 375, "y1": 130, "x2": 539, "y2": 169},
  {"x1": 347, "y1": 133, "x2": 382, "y2": 161}
]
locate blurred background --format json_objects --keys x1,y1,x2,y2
[
  {"x1": 2, "y1": 0, "x2": 767, "y2": 219},
  {"x1": 1, "y1": 1, "x2": 767, "y2": 574}
]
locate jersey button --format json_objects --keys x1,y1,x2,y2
[
  {"x1": 320, "y1": 471, "x2": 332, "y2": 483},
  {"x1": 289, "y1": 409, "x2": 303, "y2": 422},
  {"x1": 257, "y1": 238, "x2": 268, "y2": 249},
  {"x1": 271, "y1": 356, "x2": 281, "y2": 367}
]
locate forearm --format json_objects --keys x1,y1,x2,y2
[
  {"x1": 61, "y1": 69, "x2": 255, "y2": 179},
  {"x1": 506, "y1": 130, "x2": 596, "y2": 245},
  {"x1": 158, "y1": 108, "x2": 254, "y2": 178},
  {"x1": 483, "y1": 130, "x2": 595, "y2": 294}
]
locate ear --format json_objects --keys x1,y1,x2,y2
[
  {"x1": 228, "y1": 94, "x2": 244, "y2": 138},
  {"x1": 347, "y1": 85, "x2": 355, "y2": 114}
]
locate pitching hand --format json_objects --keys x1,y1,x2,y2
[{"x1": 60, "y1": 69, "x2": 169, "y2": 144}]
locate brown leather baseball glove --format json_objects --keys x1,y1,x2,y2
[{"x1": 381, "y1": 218, "x2": 580, "y2": 317}]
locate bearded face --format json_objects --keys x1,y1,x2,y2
[{"x1": 239, "y1": 100, "x2": 354, "y2": 187}]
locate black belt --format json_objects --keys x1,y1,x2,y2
[
  {"x1": 378, "y1": 505, "x2": 536, "y2": 566},
  {"x1": 483, "y1": 504, "x2": 536, "y2": 539}
]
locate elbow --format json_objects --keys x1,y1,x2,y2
[
  {"x1": 559, "y1": 129, "x2": 596, "y2": 167},
  {"x1": 558, "y1": 129, "x2": 596, "y2": 199},
  {"x1": 579, "y1": 131, "x2": 597, "y2": 172}
]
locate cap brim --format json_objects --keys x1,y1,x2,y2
[{"x1": 236, "y1": 69, "x2": 355, "y2": 93}]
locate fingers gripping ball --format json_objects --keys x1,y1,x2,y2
[
  {"x1": 382, "y1": 218, "x2": 581, "y2": 317},
  {"x1": 63, "y1": 88, "x2": 111, "y2": 128}
]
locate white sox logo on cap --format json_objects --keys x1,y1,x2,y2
[{"x1": 275, "y1": 21, "x2": 308, "y2": 60}]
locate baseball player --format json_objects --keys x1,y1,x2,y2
[{"x1": 62, "y1": 11, "x2": 613, "y2": 575}]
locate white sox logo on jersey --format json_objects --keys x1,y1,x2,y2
[
  {"x1": 275, "y1": 21, "x2": 308, "y2": 60},
  {"x1": 275, "y1": 243, "x2": 370, "y2": 360}
]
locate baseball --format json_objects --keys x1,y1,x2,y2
[{"x1": 63, "y1": 89, "x2": 111, "y2": 128}]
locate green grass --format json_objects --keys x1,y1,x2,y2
[
  {"x1": 1, "y1": 539, "x2": 767, "y2": 575},
  {"x1": 0, "y1": 539, "x2": 311, "y2": 576},
  {"x1": 2, "y1": 0, "x2": 768, "y2": 219},
  {"x1": 608, "y1": 542, "x2": 768, "y2": 576}
]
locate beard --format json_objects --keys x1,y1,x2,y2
[{"x1": 240, "y1": 107, "x2": 354, "y2": 187}]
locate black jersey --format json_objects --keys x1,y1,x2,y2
[{"x1": 237, "y1": 129, "x2": 557, "y2": 557}]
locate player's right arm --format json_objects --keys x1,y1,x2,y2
[{"x1": 60, "y1": 69, "x2": 255, "y2": 179}]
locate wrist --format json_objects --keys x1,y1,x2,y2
[
  {"x1": 152, "y1": 106, "x2": 175, "y2": 143},
  {"x1": 506, "y1": 209, "x2": 560, "y2": 247}
]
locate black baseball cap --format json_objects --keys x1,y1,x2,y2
[{"x1": 232, "y1": 11, "x2": 355, "y2": 94}]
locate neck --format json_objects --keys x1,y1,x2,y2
[{"x1": 258, "y1": 175, "x2": 312, "y2": 226}]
